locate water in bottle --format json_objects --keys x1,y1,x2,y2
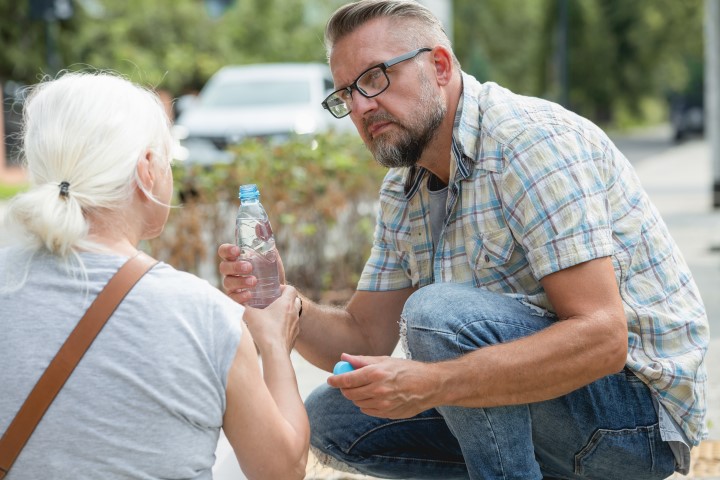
[{"x1": 235, "y1": 184, "x2": 281, "y2": 308}]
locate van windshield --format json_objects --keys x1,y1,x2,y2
[{"x1": 201, "y1": 80, "x2": 312, "y2": 108}]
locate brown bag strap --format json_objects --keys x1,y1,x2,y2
[{"x1": 0, "y1": 251, "x2": 158, "y2": 479}]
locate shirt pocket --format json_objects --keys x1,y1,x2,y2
[{"x1": 464, "y1": 227, "x2": 516, "y2": 282}]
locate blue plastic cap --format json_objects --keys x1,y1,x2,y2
[
  {"x1": 238, "y1": 184, "x2": 259, "y2": 201},
  {"x1": 333, "y1": 360, "x2": 355, "y2": 375}
]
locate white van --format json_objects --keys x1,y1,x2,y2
[{"x1": 174, "y1": 63, "x2": 355, "y2": 165}]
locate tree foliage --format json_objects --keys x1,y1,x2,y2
[
  {"x1": 0, "y1": 0, "x2": 338, "y2": 93},
  {"x1": 147, "y1": 131, "x2": 385, "y2": 299},
  {"x1": 0, "y1": 0, "x2": 705, "y2": 126},
  {"x1": 0, "y1": 1, "x2": 49, "y2": 84},
  {"x1": 453, "y1": 0, "x2": 703, "y2": 126}
]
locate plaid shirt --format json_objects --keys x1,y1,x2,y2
[{"x1": 358, "y1": 73, "x2": 709, "y2": 444}]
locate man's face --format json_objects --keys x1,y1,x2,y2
[{"x1": 329, "y1": 19, "x2": 446, "y2": 168}]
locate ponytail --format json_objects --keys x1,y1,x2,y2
[
  {"x1": 1, "y1": 70, "x2": 174, "y2": 290},
  {"x1": 4, "y1": 182, "x2": 88, "y2": 257}
]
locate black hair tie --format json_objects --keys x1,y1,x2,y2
[{"x1": 59, "y1": 181, "x2": 70, "y2": 198}]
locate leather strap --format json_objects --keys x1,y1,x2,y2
[{"x1": 0, "y1": 251, "x2": 158, "y2": 479}]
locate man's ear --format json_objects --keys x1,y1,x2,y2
[
  {"x1": 431, "y1": 46, "x2": 454, "y2": 86},
  {"x1": 135, "y1": 150, "x2": 155, "y2": 197}
]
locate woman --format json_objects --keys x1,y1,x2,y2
[{"x1": 0, "y1": 72, "x2": 309, "y2": 479}]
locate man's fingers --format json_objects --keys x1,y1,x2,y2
[
  {"x1": 223, "y1": 273, "x2": 257, "y2": 292},
  {"x1": 340, "y1": 386, "x2": 376, "y2": 403},
  {"x1": 219, "y1": 257, "x2": 254, "y2": 278},
  {"x1": 218, "y1": 243, "x2": 240, "y2": 261},
  {"x1": 340, "y1": 353, "x2": 382, "y2": 369},
  {"x1": 227, "y1": 289, "x2": 254, "y2": 305}
]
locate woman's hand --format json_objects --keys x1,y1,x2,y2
[{"x1": 243, "y1": 285, "x2": 301, "y2": 354}]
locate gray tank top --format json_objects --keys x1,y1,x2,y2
[
  {"x1": 428, "y1": 174, "x2": 449, "y2": 252},
  {"x1": 0, "y1": 249, "x2": 243, "y2": 479}
]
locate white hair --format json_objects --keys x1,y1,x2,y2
[{"x1": 1, "y1": 71, "x2": 174, "y2": 291}]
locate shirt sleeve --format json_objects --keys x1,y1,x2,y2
[
  {"x1": 357, "y1": 208, "x2": 415, "y2": 291},
  {"x1": 500, "y1": 125, "x2": 615, "y2": 280}
]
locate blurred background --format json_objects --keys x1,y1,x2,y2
[
  {"x1": 0, "y1": 0, "x2": 709, "y2": 297},
  {"x1": 2, "y1": 2, "x2": 719, "y2": 478}
]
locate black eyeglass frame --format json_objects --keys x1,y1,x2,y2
[{"x1": 321, "y1": 47, "x2": 433, "y2": 118}]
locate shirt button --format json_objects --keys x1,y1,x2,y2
[{"x1": 484, "y1": 254, "x2": 490, "y2": 263}]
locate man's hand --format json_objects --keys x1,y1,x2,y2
[
  {"x1": 326, "y1": 353, "x2": 441, "y2": 419},
  {"x1": 218, "y1": 243, "x2": 286, "y2": 304}
]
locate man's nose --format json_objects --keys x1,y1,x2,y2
[{"x1": 351, "y1": 92, "x2": 379, "y2": 118}]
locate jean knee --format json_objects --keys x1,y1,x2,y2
[
  {"x1": 402, "y1": 284, "x2": 554, "y2": 363},
  {"x1": 401, "y1": 284, "x2": 470, "y2": 362},
  {"x1": 402, "y1": 283, "x2": 462, "y2": 330},
  {"x1": 305, "y1": 384, "x2": 348, "y2": 448}
]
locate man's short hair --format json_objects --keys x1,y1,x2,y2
[{"x1": 324, "y1": 0, "x2": 458, "y2": 67}]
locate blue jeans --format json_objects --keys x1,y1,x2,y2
[{"x1": 306, "y1": 284, "x2": 676, "y2": 479}]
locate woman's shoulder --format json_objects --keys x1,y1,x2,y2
[
  {"x1": 141, "y1": 260, "x2": 238, "y2": 308},
  {"x1": 74, "y1": 252, "x2": 239, "y2": 314}
]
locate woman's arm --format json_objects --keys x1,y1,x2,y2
[{"x1": 222, "y1": 287, "x2": 309, "y2": 480}]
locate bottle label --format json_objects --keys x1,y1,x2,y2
[
  {"x1": 255, "y1": 222, "x2": 273, "y2": 242},
  {"x1": 236, "y1": 217, "x2": 275, "y2": 255}
]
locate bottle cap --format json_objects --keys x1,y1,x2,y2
[
  {"x1": 239, "y1": 184, "x2": 259, "y2": 202},
  {"x1": 333, "y1": 361, "x2": 355, "y2": 375}
]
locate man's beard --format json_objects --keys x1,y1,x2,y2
[{"x1": 365, "y1": 74, "x2": 447, "y2": 169}]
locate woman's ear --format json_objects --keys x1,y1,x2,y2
[{"x1": 135, "y1": 150, "x2": 155, "y2": 198}]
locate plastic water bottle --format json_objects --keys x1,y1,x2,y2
[{"x1": 235, "y1": 184, "x2": 281, "y2": 308}]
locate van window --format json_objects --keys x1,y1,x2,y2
[{"x1": 201, "y1": 80, "x2": 312, "y2": 108}]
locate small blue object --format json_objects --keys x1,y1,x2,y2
[{"x1": 333, "y1": 361, "x2": 355, "y2": 375}]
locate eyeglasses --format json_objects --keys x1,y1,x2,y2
[{"x1": 321, "y1": 47, "x2": 432, "y2": 119}]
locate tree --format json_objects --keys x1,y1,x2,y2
[
  {"x1": 453, "y1": 0, "x2": 547, "y2": 95},
  {"x1": 0, "y1": 2, "x2": 51, "y2": 84},
  {"x1": 0, "y1": 0, "x2": 705, "y2": 127},
  {"x1": 0, "y1": 0, "x2": 338, "y2": 95},
  {"x1": 452, "y1": 0, "x2": 703, "y2": 127}
]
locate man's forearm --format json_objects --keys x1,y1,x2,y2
[
  {"x1": 429, "y1": 313, "x2": 627, "y2": 409},
  {"x1": 294, "y1": 298, "x2": 374, "y2": 372},
  {"x1": 294, "y1": 288, "x2": 411, "y2": 372}
]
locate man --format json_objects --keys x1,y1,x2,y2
[{"x1": 218, "y1": 1, "x2": 709, "y2": 478}]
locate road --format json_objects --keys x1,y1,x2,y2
[{"x1": 610, "y1": 123, "x2": 680, "y2": 165}]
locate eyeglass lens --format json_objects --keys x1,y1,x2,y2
[
  {"x1": 357, "y1": 68, "x2": 388, "y2": 96},
  {"x1": 325, "y1": 67, "x2": 388, "y2": 118},
  {"x1": 323, "y1": 48, "x2": 431, "y2": 118}
]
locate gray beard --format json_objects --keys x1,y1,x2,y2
[{"x1": 370, "y1": 77, "x2": 447, "y2": 169}]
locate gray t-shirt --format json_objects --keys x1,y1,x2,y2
[{"x1": 0, "y1": 248, "x2": 244, "y2": 479}]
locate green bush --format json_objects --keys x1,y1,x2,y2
[
  {"x1": 0, "y1": 182, "x2": 28, "y2": 200},
  {"x1": 147, "y1": 131, "x2": 386, "y2": 301}
]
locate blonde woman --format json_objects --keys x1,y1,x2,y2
[{"x1": 0, "y1": 72, "x2": 309, "y2": 480}]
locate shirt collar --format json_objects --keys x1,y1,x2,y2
[{"x1": 403, "y1": 73, "x2": 477, "y2": 200}]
